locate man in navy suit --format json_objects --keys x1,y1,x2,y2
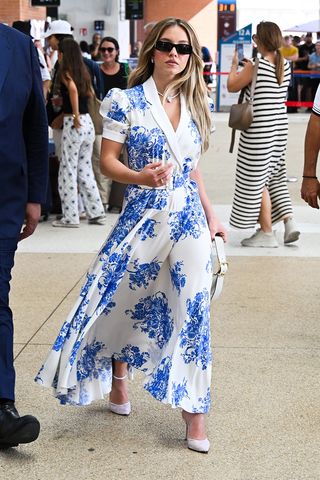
[{"x1": 0, "y1": 23, "x2": 48, "y2": 448}]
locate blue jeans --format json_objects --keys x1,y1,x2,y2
[{"x1": 0, "y1": 238, "x2": 18, "y2": 401}]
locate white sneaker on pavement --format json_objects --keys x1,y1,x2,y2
[
  {"x1": 241, "y1": 229, "x2": 279, "y2": 248},
  {"x1": 52, "y1": 219, "x2": 80, "y2": 228},
  {"x1": 284, "y1": 218, "x2": 300, "y2": 244},
  {"x1": 88, "y1": 215, "x2": 107, "y2": 225}
]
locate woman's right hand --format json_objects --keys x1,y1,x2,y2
[
  {"x1": 73, "y1": 116, "x2": 82, "y2": 129},
  {"x1": 231, "y1": 49, "x2": 239, "y2": 69},
  {"x1": 138, "y1": 162, "x2": 173, "y2": 187}
]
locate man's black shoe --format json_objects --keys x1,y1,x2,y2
[{"x1": 0, "y1": 402, "x2": 40, "y2": 449}]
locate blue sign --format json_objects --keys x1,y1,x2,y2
[
  {"x1": 220, "y1": 24, "x2": 252, "y2": 44},
  {"x1": 217, "y1": 24, "x2": 252, "y2": 111},
  {"x1": 218, "y1": 0, "x2": 236, "y2": 5}
]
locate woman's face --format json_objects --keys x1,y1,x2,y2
[
  {"x1": 100, "y1": 40, "x2": 118, "y2": 63},
  {"x1": 152, "y1": 25, "x2": 191, "y2": 79},
  {"x1": 93, "y1": 33, "x2": 101, "y2": 45},
  {"x1": 47, "y1": 34, "x2": 59, "y2": 51}
]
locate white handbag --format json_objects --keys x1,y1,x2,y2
[{"x1": 210, "y1": 235, "x2": 228, "y2": 301}]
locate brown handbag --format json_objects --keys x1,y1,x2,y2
[
  {"x1": 87, "y1": 90, "x2": 103, "y2": 135},
  {"x1": 228, "y1": 59, "x2": 259, "y2": 153}
]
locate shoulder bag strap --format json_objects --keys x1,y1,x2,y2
[{"x1": 248, "y1": 58, "x2": 259, "y2": 103}]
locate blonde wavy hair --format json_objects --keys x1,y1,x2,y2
[
  {"x1": 256, "y1": 21, "x2": 284, "y2": 85},
  {"x1": 128, "y1": 17, "x2": 212, "y2": 153}
]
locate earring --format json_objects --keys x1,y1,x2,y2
[{"x1": 151, "y1": 58, "x2": 154, "y2": 63}]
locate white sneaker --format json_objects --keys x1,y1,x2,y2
[
  {"x1": 52, "y1": 219, "x2": 79, "y2": 228},
  {"x1": 88, "y1": 215, "x2": 107, "y2": 225},
  {"x1": 284, "y1": 218, "x2": 300, "y2": 244},
  {"x1": 241, "y1": 229, "x2": 279, "y2": 248}
]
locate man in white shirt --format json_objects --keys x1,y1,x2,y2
[
  {"x1": 34, "y1": 40, "x2": 51, "y2": 98},
  {"x1": 301, "y1": 84, "x2": 320, "y2": 208}
]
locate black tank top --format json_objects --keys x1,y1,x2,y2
[
  {"x1": 61, "y1": 83, "x2": 89, "y2": 114},
  {"x1": 100, "y1": 63, "x2": 128, "y2": 96}
]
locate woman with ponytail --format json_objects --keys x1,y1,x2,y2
[{"x1": 227, "y1": 21, "x2": 300, "y2": 247}]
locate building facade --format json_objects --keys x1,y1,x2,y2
[
  {"x1": 0, "y1": 0, "x2": 45, "y2": 26},
  {"x1": 0, "y1": 0, "x2": 217, "y2": 61}
]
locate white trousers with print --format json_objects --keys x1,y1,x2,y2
[{"x1": 59, "y1": 114, "x2": 104, "y2": 224}]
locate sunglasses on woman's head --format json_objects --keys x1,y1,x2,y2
[
  {"x1": 155, "y1": 40, "x2": 192, "y2": 55},
  {"x1": 99, "y1": 47, "x2": 116, "y2": 53}
]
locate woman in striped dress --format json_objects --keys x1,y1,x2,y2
[{"x1": 227, "y1": 21, "x2": 300, "y2": 247}]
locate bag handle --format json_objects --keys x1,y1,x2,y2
[
  {"x1": 229, "y1": 58, "x2": 260, "y2": 154},
  {"x1": 210, "y1": 235, "x2": 228, "y2": 301}
]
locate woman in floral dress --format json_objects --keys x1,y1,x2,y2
[{"x1": 36, "y1": 17, "x2": 226, "y2": 453}]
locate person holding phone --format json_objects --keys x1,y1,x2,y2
[
  {"x1": 236, "y1": 42, "x2": 245, "y2": 66},
  {"x1": 227, "y1": 21, "x2": 300, "y2": 247}
]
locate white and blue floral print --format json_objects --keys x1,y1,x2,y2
[{"x1": 35, "y1": 76, "x2": 214, "y2": 413}]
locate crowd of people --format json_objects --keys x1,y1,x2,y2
[
  {"x1": 278, "y1": 32, "x2": 319, "y2": 111},
  {"x1": 0, "y1": 16, "x2": 319, "y2": 456}
]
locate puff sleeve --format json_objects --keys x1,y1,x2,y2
[{"x1": 99, "y1": 88, "x2": 130, "y2": 143}]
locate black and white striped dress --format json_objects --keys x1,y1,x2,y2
[{"x1": 230, "y1": 58, "x2": 293, "y2": 229}]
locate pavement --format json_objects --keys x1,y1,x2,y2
[{"x1": 1, "y1": 113, "x2": 320, "y2": 480}]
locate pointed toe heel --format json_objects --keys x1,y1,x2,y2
[
  {"x1": 109, "y1": 401, "x2": 131, "y2": 416},
  {"x1": 182, "y1": 411, "x2": 210, "y2": 453},
  {"x1": 187, "y1": 437, "x2": 210, "y2": 453}
]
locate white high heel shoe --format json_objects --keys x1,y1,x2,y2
[
  {"x1": 109, "y1": 374, "x2": 131, "y2": 416},
  {"x1": 182, "y1": 412, "x2": 210, "y2": 453}
]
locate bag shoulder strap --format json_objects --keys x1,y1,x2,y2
[
  {"x1": 249, "y1": 58, "x2": 259, "y2": 102},
  {"x1": 229, "y1": 58, "x2": 260, "y2": 153},
  {"x1": 123, "y1": 62, "x2": 130, "y2": 78},
  {"x1": 229, "y1": 129, "x2": 236, "y2": 154}
]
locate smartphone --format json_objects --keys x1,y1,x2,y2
[{"x1": 236, "y1": 42, "x2": 244, "y2": 66}]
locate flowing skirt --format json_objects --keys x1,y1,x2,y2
[{"x1": 35, "y1": 176, "x2": 213, "y2": 413}]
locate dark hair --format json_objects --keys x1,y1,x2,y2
[
  {"x1": 201, "y1": 46, "x2": 211, "y2": 62},
  {"x1": 55, "y1": 33, "x2": 73, "y2": 45},
  {"x1": 12, "y1": 20, "x2": 31, "y2": 37},
  {"x1": 79, "y1": 40, "x2": 90, "y2": 54},
  {"x1": 58, "y1": 39, "x2": 92, "y2": 97},
  {"x1": 99, "y1": 36, "x2": 120, "y2": 61},
  {"x1": 256, "y1": 21, "x2": 284, "y2": 85}
]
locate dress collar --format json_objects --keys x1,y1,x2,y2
[{"x1": 143, "y1": 76, "x2": 187, "y2": 169}]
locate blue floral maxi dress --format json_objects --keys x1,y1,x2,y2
[{"x1": 35, "y1": 76, "x2": 214, "y2": 413}]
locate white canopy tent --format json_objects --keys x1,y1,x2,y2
[{"x1": 284, "y1": 19, "x2": 320, "y2": 33}]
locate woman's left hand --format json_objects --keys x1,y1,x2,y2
[
  {"x1": 73, "y1": 117, "x2": 81, "y2": 129},
  {"x1": 208, "y1": 217, "x2": 228, "y2": 242}
]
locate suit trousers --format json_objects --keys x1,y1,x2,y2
[{"x1": 0, "y1": 238, "x2": 18, "y2": 401}]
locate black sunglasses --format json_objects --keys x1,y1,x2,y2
[
  {"x1": 99, "y1": 47, "x2": 116, "y2": 53},
  {"x1": 155, "y1": 40, "x2": 192, "y2": 55}
]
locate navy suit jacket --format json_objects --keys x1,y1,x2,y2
[{"x1": 0, "y1": 24, "x2": 48, "y2": 239}]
